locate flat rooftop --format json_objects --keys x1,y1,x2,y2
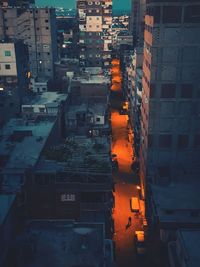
[
  {"x1": 37, "y1": 135, "x2": 112, "y2": 176},
  {"x1": 72, "y1": 68, "x2": 110, "y2": 85},
  {"x1": 179, "y1": 229, "x2": 200, "y2": 267},
  {"x1": 15, "y1": 221, "x2": 105, "y2": 267},
  {"x1": 67, "y1": 102, "x2": 107, "y2": 119},
  {"x1": 0, "y1": 194, "x2": 16, "y2": 225},
  {"x1": 0, "y1": 117, "x2": 56, "y2": 171},
  {"x1": 151, "y1": 183, "x2": 200, "y2": 223},
  {"x1": 22, "y1": 92, "x2": 68, "y2": 107}
]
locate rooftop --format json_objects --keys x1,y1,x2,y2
[
  {"x1": 22, "y1": 92, "x2": 68, "y2": 108},
  {"x1": 15, "y1": 221, "x2": 106, "y2": 267},
  {"x1": 0, "y1": 117, "x2": 56, "y2": 172},
  {"x1": 37, "y1": 135, "x2": 112, "y2": 176},
  {"x1": 179, "y1": 229, "x2": 200, "y2": 267},
  {"x1": 0, "y1": 194, "x2": 16, "y2": 225},
  {"x1": 67, "y1": 102, "x2": 107, "y2": 119},
  {"x1": 72, "y1": 68, "x2": 110, "y2": 85},
  {"x1": 151, "y1": 183, "x2": 200, "y2": 223}
]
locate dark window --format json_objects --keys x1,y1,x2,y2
[
  {"x1": 184, "y1": 5, "x2": 200, "y2": 23},
  {"x1": 165, "y1": 210, "x2": 174, "y2": 215},
  {"x1": 163, "y1": 6, "x2": 182, "y2": 23},
  {"x1": 153, "y1": 6, "x2": 161, "y2": 23},
  {"x1": 5, "y1": 64, "x2": 11, "y2": 70},
  {"x1": 46, "y1": 27, "x2": 49, "y2": 30},
  {"x1": 161, "y1": 84, "x2": 176, "y2": 98},
  {"x1": 194, "y1": 134, "x2": 200, "y2": 148},
  {"x1": 191, "y1": 211, "x2": 199, "y2": 217},
  {"x1": 96, "y1": 117, "x2": 100, "y2": 122},
  {"x1": 36, "y1": 27, "x2": 39, "y2": 30},
  {"x1": 47, "y1": 52, "x2": 50, "y2": 55},
  {"x1": 150, "y1": 83, "x2": 156, "y2": 98},
  {"x1": 159, "y1": 134, "x2": 172, "y2": 148},
  {"x1": 181, "y1": 84, "x2": 193, "y2": 98},
  {"x1": 45, "y1": 19, "x2": 49, "y2": 22},
  {"x1": 177, "y1": 135, "x2": 188, "y2": 149},
  {"x1": 148, "y1": 134, "x2": 153, "y2": 148}
]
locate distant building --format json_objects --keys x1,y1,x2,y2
[
  {"x1": 77, "y1": 0, "x2": 112, "y2": 68},
  {"x1": 140, "y1": 0, "x2": 200, "y2": 197},
  {"x1": 130, "y1": 0, "x2": 146, "y2": 46},
  {"x1": 0, "y1": 7, "x2": 58, "y2": 80},
  {"x1": 0, "y1": 41, "x2": 29, "y2": 126}
]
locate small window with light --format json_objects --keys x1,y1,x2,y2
[{"x1": 5, "y1": 51, "x2": 11, "y2": 56}]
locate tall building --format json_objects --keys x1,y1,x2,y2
[
  {"x1": 140, "y1": 0, "x2": 200, "y2": 197},
  {"x1": 0, "y1": 41, "x2": 29, "y2": 126},
  {"x1": 0, "y1": 0, "x2": 35, "y2": 8},
  {"x1": 130, "y1": 0, "x2": 146, "y2": 46},
  {"x1": 77, "y1": 0, "x2": 112, "y2": 68},
  {"x1": 0, "y1": 7, "x2": 57, "y2": 79}
]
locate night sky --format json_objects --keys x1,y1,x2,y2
[{"x1": 36, "y1": 0, "x2": 131, "y2": 10}]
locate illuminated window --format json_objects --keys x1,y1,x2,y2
[{"x1": 5, "y1": 50, "x2": 11, "y2": 56}]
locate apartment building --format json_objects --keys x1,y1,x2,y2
[
  {"x1": 139, "y1": 0, "x2": 200, "y2": 197},
  {"x1": 0, "y1": 41, "x2": 29, "y2": 126},
  {"x1": 0, "y1": 7, "x2": 57, "y2": 80},
  {"x1": 130, "y1": 0, "x2": 146, "y2": 46},
  {"x1": 77, "y1": 0, "x2": 112, "y2": 67}
]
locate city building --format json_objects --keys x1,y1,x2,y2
[
  {"x1": 140, "y1": 0, "x2": 200, "y2": 197},
  {"x1": 130, "y1": 0, "x2": 146, "y2": 46},
  {"x1": 0, "y1": 0, "x2": 35, "y2": 8},
  {"x1": 168, "y1": 229, "x2": 200, "y2": 267},
  {"x1": 0, "y1": 7, "x2": 58, "y2": 80},
  {"x1": 149, "y1": 183, "x2": 200, "y2": 242},
  {"x1": 77, "y1": 0, "x2": 112, "y2": 68},
  {"x1": 0, "y1": 41, "x2": 29, "y2": 126},
  {"x1": 0, "y1": 194, "x2": 17, "y2": 267},
  {"x1": 8, "y1": 220, "x2": 115, "y2": 267},
  {"x1": 29, "y1": 135, "x2": 113, "y2": 229}
]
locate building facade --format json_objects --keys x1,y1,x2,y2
[
  {"x1": 0, "y1": 41, "x2": 29, "y2": 126},
  {"x1": 77, "y1": 0, "x2": 112, "y2": 67},
  {"x1": 140, "y1": 0, "x2": 200, "y2": 197},
  {"x1": 0, "y1": 7, "x2": 57, "y2": 80}
]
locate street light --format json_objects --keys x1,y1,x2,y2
[{"x1": 136, "y1": 185, "x2": 141, "y2": 190}]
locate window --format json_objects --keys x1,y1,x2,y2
[
  {"x1": 5, "y1": 64, "x2": 11, "y2": 70},
  {"x1": 181, "y1": 84, "x2": 193, "y2": 98},
  {"x1": 163, "y1": 6, "x2": 182, "y2": 23},
  {"x1": 161, "y1": 84, "x2": 176, "y2": 98},
  {"x1": 36, "y1": 27, "x2": 40, "y2": 30},
  {"x1": 45, "y1": 19, "x2": 49, "y2": 22},
  {"x1": 159, "y1": 134, "x2": 172, "y2": 148},
  {"x1": 39, "y1": 107, "x2": 45, "y2": 113},
  {"x1": 5, "y1": 51, "x2": 11, "y2": 56},
  {"x1": 150, "y1": 83, "x2": 156, "y2": 98},
  {"x1": 88, "y1": 1, "x2": 93, "y2": 5},
  {"x1": 194, "y1": 134, "x2": 200, "y2": 148},
  {"x1": 148, "y1": 134, "x2": 153, "y2": 148},
  {"x1": 177, "y1": 135, "x2": 188, "y2": 149},
  {"x1": 46, "y1": 27, "x2": 49, "y2": 30},
  {"x1": 184, "y1": 5, "x2": 200, "y2": 23},
  {"x1": 96, "y1": 25, "x2": 99, "y2": 28},
  {"x1": 61, "y1": 193, "x2": 76, "y2": 202},
  {"x1": 96, "y1": 117, "x2": 100, "y2": 122}
]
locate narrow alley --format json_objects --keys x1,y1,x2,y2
[{"x1": 110, "y1": 59, "x2": 168, "y2": 267}]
